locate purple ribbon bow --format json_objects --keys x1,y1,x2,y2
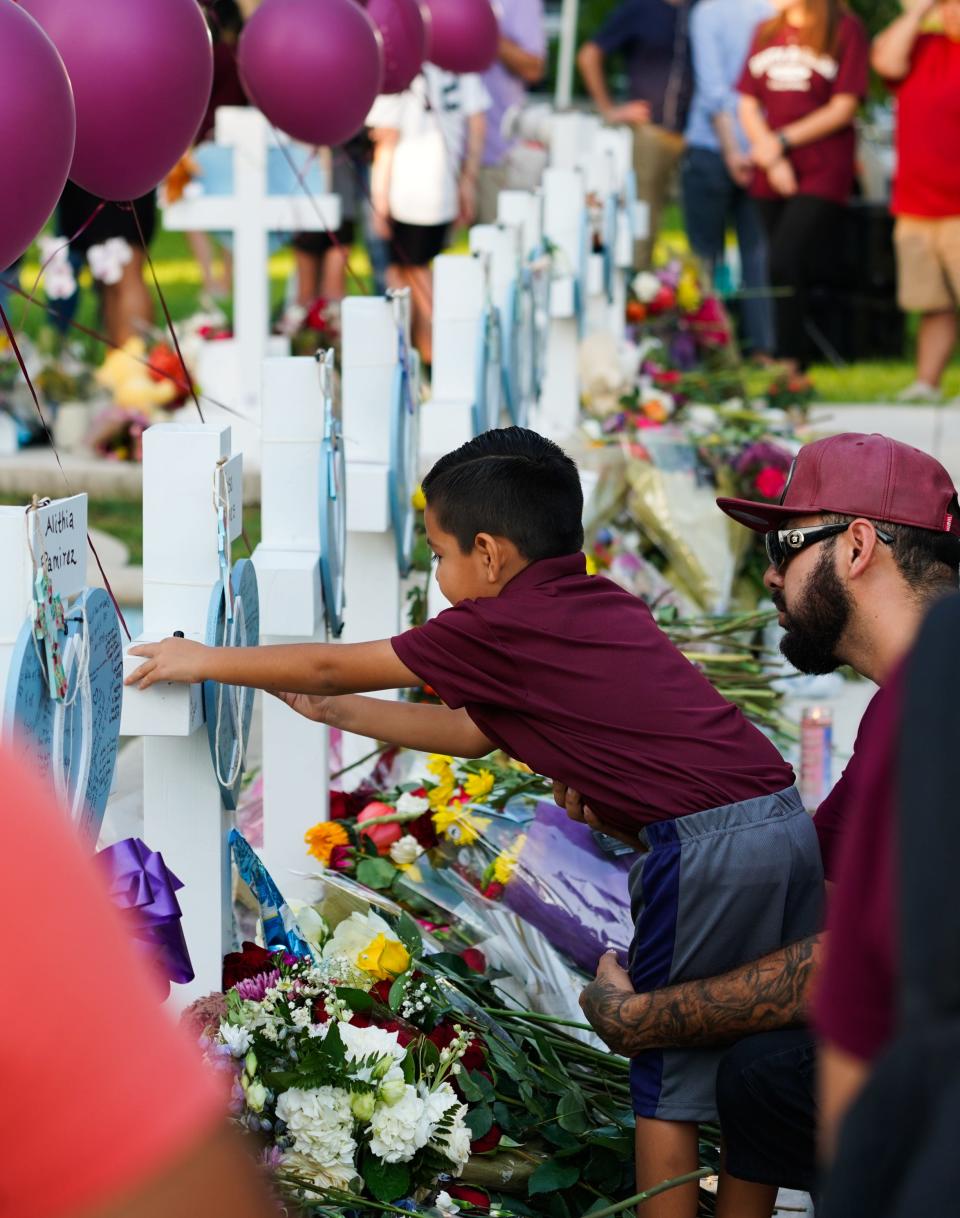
[{"x1": 98, "y1": 838, "x2": 194, "y2": 997}]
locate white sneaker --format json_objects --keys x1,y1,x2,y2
[{"x1": 897, "y1": 381, "x2": 944, "y2": 404}]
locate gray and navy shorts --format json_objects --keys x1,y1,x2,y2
[{"x1": 628, "y1": 786, "x2": 823, "y2": 1122}]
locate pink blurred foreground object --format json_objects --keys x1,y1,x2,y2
[
  {"x1": 238, "y1": 0, "x2": 383, "y2": 146},
  {"x1": 0, "y1": 0, "x2": 75, "y2": 270},
  {"x1": 424, "y1": 0, "x2": 499, "y2": 73},
  {"x1": 21, "y1": 0, "x2": 213, "y2": 201},
  {"x1": 363, "y1": 0, "x2": 428, "y2": 93}
]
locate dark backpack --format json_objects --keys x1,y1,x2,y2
[{"x1": 820, "y1": 594, "x2": 960, "y2": 1218}]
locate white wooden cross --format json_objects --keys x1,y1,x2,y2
[
  {"x1": 469, "y1": 222, "x2": 533, "y2": 428},
  {"x1": 253, "y1": 355, "x2": 330, "y2": 900},
  {"x1": 161, "y1": 107, "x2": 342, "y2": 459},
  {"x1": 121, "y1": 423, "x2": 246, "y2": 1004},
  {"x1": 539, "y1": 167, "x2": 587, "y2": 441}
]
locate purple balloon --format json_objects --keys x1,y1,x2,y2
[
  {"x1": 362, "y1": 0, "x2": 427, "y2": 94},
  {"x1": 21, "y1": 0, "x2": 213, "y2": 202},
  {"x1": 424, "y1": 0, "x2": 499, "y2": 74},
  {"x1": 239, "y1": 0, "x2": 383, "y2": 147},
  {"x1": 0, "y1": 1, "x2": 75, "y2": 272}
]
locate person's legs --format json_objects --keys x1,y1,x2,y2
[
  {"x1": 757, "y1": 195, "x2": 844, "y2": 367},
  {"x1": 733, "y1": 190, "x2": 775, "y2": 358},
  {"x1": 634, "y1": 1118, "x2": 700, "y2": 1218},
  {"x1": 680, "y1": 147, "x2": 733, "y2": 281},
  {"x1": 476, "y1": 164, "x2": 507, "y2": 226},
  {"x1": 293, "y1": 246, "x2": 321, "y2": 309},
  {"x1": 894, "y1": 215, "x2": 957, "y2": 395},
  {"x1": 102, "y1": 248, "x2": 153, "y2": 347},
  {"x1": 916, "y1": 311, "x2": 958, "y2": 388},
  {"x1": 632, "y1": 125, "x2": 686, "y2": 269}
]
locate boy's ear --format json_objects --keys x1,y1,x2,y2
[{"x1": 473, "y1": 532, "x2": 512, "y2": 581}]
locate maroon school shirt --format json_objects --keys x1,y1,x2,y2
[
  {"x1": 813, "y1": 682, "x2": 893, "y2": 881},
  {"x1": 391, "y1": 553, "x2": 795, "y2": 832},
  {"x1": 737, "y1": 12, "x2": 869, "y2": 204},
  {"x1": 813, "y1": 667, "x2": 902, "y2": 1063}
]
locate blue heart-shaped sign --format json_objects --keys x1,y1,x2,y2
[
  {"x1": 3, "y1": 587, "x2": 123, "y2": 844},
  {"x1": 204, "y1": 557, "x2": 259, "y2": 810}
]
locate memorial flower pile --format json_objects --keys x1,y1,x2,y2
[
  {"x1": 207, "y1": 908, "x2": 484, "y2": 1207},
  {"x1": 626, "y1": 254, "x2": 734, "y2": 366}
]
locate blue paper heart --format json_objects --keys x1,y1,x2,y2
[
  {"x1": 3, "y1": 586, "x2": 123, "y2": 843},
  {"x1": 389, "y1": 342, "x2": 419, "y2": 578}
]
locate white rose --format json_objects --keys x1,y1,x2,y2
[
  {"x1": 631, "y1": 270, "x2": 662, "y2": 304},
  {"x1": 389, "y1": 834, "x2": 424, "y2": 866},
  {"x1": 396, "y1": 792, "x2": 431, "y2": 815},
  {"x1": 323, "y1": 910, "x2": 395, "y2": 967},
  {"x1": 435, "y1": 1192, "x2": 461, "y2": 1216}
]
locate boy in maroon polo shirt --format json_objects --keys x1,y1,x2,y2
[{"x1": 128, "y1": 427, "x2": 821, "y2": 1218}]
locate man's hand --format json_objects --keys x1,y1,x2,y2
[
  {"x1": 551, "y1": 780, "x2": 643, "y2": 850},
  {"x1": 604, "y1": 100, "x2": 651, "y2": 127},
  {"x1": 724, "y1": 149, "x2": 754, "y2": 189},
  {"x1": 767, "y1": 157, "x2": 798, "y2": 197},
  {"x1": 125, "y1": 638, "x2": 210, "y2": 690},
  {"x1": 579, "y1": 950, "x2": 640, "y2": 1055}
]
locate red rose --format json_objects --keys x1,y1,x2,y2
[
  {"x1": 429, "y1": 1023, "x2": 487, "y2": 1072},
  {"x1": 461, "y1": 948, "x2": 487, "y2": 974},
  {"x1": 357, "y1": 802, "x2": 404, "y2": 855},
  {"x1": 328, "y1": 844, "x2": 355, "y2": 872},
  {"x1": 447, "y1": 1185, "x2": 491, "y2": 1210},
  {"x1": 370, "y1": 979, "x2": 393, "y2": 1004},
  {"x1": 482, "y1": 882, "x2": 504, "y2": 901},
  {"x1": 222, "y1": 941, "x2": 281, "y2": 990},
  {"x1": 329, "y1": 790, "x2": 351, "y2": 820},
  {"x1": 755, "y1": 466, "x2": 787, "y2": 500},
  {"x1": 470, "y1": 1124, "x2": 503, "y2": 1154},
  {"x1": 407, "y1": 810, "x2": 438, "y2": 851}
]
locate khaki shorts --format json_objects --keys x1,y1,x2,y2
[{"x1": 895, "y1": 215, "x2": 960, "y2": 312}]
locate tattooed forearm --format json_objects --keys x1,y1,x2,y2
[{"x1": 580, "y1": 935, "x2": 824, "y2": 1056}]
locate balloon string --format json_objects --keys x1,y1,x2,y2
[
  {"x1": 126, "y1": 201, "x2": 206, "y2": 424},
  {"x1": 18, "y1": 201, "x2": 107, "y2": 331},
  {"x1": 0, "y1": 300, "x2": 132, "y2": 642},
  {"x1": 271, "y1": 135, "x2": 370, "y2": 298}
]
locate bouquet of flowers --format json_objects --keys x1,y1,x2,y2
[{"x1": 626, "y1": 252, "x2": 734, "y2": 368}]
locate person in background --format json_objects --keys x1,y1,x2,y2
[
  {"x1": 577, "y1": 0, "x2": 697, "y2": 269},
  {"x1": 682, "y1": 0, "x2": 775, "y2": 358},
  {"x1": 737, "y1": 0, "x2": 869, "y2": 369},
  {"x1": 872, "y1": 0, "x2": 960, "y2": 404},
  {"x1": 368, "y1": 67, "x2": 489, "y2": 365},
  {"x1": 2, "y1": 743, "x2": 279, "y2": 1218},
  {"x1": 477, "y1": 0, "x2": 547, "y2": 223}
]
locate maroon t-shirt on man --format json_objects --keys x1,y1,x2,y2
[
  {"x1": 813, "y1": 667, "x2": 902, "y2": 1063},
  {"x1": 737, "y1": 12, "x2": 870, "y2": 204},
  {"x1": 391, "y1": 553, "x2": 795, "y2": 833}
]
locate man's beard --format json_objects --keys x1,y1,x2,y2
[{"x1": 774, "y1": 547, "x2": 852, "y2": 675}]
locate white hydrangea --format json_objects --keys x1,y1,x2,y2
[
  {"x1": 417, "y1": 1080, "x2": 460, "y2": 1140},
  {"x1": 218, "y1": 1022, "x2": 252, "y2": 1058},
  {"x1": 389, "y1": 834, "x2": 425, "y2": 866},
  {"x1": 338, "y1": 1020, "x2": 407, "y2": 1065},
  {"x1": 396, "y1": 792, "x2": 431, "y2": 816},
  {"x1": 275, "y1": 1086, "x2": 357, "y2": 1187},
  {"x1": 368, "y1": 1084, "x2": 430, "y2": 1163}
]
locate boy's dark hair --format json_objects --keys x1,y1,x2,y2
[{"x1": 421, "y1": 428, "x2": 584, "y2": 560}]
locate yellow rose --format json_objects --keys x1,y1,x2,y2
[
  {"x1": 464, "y1": 769, "x2": 494, "y2": 799},
  {"x1": 356, "y1": 932, "x2": 411, "y2": 980}
]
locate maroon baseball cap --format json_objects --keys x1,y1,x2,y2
[{"x1": 717, "y1": 433, "x2": 960, "y2": 536}]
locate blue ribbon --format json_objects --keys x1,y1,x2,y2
[
  {"x1": 98, "y1": 838, "x2": 194, "y2": 997},
  {"x1": 228, "y1": 829, "x2": 312, "y2": 957}
]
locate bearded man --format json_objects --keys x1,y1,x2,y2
[{"x1": 557, "y1": 432, "x2": 960, "y2": 1208}]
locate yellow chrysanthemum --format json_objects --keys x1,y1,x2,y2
[
  {"x1": 432, "y1": 805, "x2": 491, "y2": 846},
  {"x1": 428, "y1": 776, "x2": 456, "y2": 809},
  {"x1": 304, "y1": 820, "x2": 350, "y2": 864},
  {"x1": 426, "y1": 753, "x2": 454, "y2": 776},
  {"x1": 464, "y1": 769, "x2": 494, "y2": 799},
  {"x1": 492, "y1": 833, "x2": 528, "y2": 885},
  {"x1": 356, "y1": 933, "x2": 411, "y2": 980},
  {"x1": 411, "y1": 484, "x2": 427, "y2": 512}
]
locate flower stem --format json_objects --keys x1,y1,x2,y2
[{"x1": 577, "y1": 1169, "x2": 712, "y2": 1218}]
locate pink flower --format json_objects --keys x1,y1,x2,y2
[
  {"x1": 357, "y1": 801, "x2": 403, "y2": 855},
  {"x1": 328, "y1": 843, "x2": 355, "y2": 872},
  {"x1": 755, "y1": 466, "x2": 788, "y2": 499}
]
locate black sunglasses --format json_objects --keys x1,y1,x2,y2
[{"x1": 765, "y1": 521, "x2": 894, "y2": 570}]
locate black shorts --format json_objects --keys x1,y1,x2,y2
[
  {"x1": 716, "y1": 1029, "x2": 818, "y2": 1194},
  {"x1": 292, "y1": 222, "x2": 356, "y2": 257},
  {"x1": 58, "y1": 181, "x2": 157, "y2": 254},
  {"x1": 389, "y1": 221, "x2": 450, "y2": 268}
]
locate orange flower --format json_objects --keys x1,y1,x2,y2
[
  {"x1": 643, "y1": 398, "x2": 670, "y2": 423},
  {"x1": 304, "y1": 820, "x2": 350, "y2": 864}
]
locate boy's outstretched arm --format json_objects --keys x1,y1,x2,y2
[
  {"x1": 126, "y1": 637, "x2": 420, "y2": 697},
  {"x1": 274, "y1": 692, "x2": 495, "y2": 758}
]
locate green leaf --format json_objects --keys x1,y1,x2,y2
[
  {"x1": 356, "y1": 857, "x2": 399, "y2": 890},
  {"x1": 402, "y1": 1046, "x2": 416, "y2": 1085},
  {"x1": 528, "y1": 1159, "x2": 581, "y2": 1197},
  {"x1": 557, "y1": 1088, "x2": 589, "y2": 1134},
  {"x1": 466, "y1": 1104, "x2": 494, "y2": 1140},
  {"x1": 460, "y1": 1069, "x2": 495, "y2": 1104},
  {"x1": 425, "y1": 950, "x2": 472, "y2": 978},
  {"x1": 322, "y1": 1020, "x2": 346, "y2": 1065},
  {"x1": 388, "y1": 973, "x2": 407, "y2": 1012},
  {"x1": 395, "y1": 911, "x2": 423, "y2": 958},
  {"x1": 363, "y1": 1156, "x2": 412, "y2": 1203},
  {"x1": 335, "y1": 987, "x2": 374, "y2": 1013}
]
